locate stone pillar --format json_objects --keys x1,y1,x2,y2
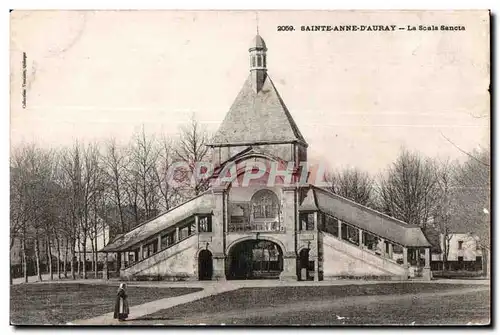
[
  {"x1": 157, "y1": 235, "x2": 162, "y2": 252},
  {"x1": 313, "y1": 256, "x2": 319, "y2": 281},
  {"x1": 359, "y1": 229, "x2": 364, "y2": 247},
  {"x1": 380, "y1": 238, "x2": 386, "y2": 257},
  {"x1": 194, "y1": 215, "x2": 199, "y2": 234},
  {"x1": 175, "y1": 227, "x2": 180, "y2": 242},
  {"x1": 124, "y1": 251, "x2": 129, "y2": 268},
  {"x1": 120, "y1": 252, "x2": 125, "y2": 270},
  {"x1": 212, "y1": 254, "x2": 226, "y2": 280},
  {"x1": 313, "y1": 212, "x2": 318, "y2": 231},
  {"x1": 422, "y1": 247, "x2": 432, "y2": 280},
  {"x1": 388, "y1": 243, "x2": 393, "y2": 259},
  {"x1": 416, "y1": 248, "x2": 421, "y2": 267},
  {"x1": 139, "y1": 244, "x2": 144, "y2": 261},
  {"x1": 103, "y1": 253, "x2": 109, "y2": 280},
  {"x1": 403, "y1": 246, "x2": 409, "y2": 280},
  {"x1": 338, "y1": 219, "x2": 342, "y2": 239},
  {"x1": 280, "y1": 252, "x2": 297, "y2": 281}
]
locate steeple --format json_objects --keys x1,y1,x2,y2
[{"x1": 249, "y1": 34, "x2": 267, "y2": 92}]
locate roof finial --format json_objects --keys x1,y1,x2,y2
[{"x1": 256, "y1": 12, "x2": 259, "y2": 35}]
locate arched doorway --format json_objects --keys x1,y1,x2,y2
[
  {"x1": 198, "y1": 250, "x2": 213, "y2": 280},
  {"x1": 298, "y1": 248, "x2": 313, "y2": 281},
  {"x1": 227, "y1": 240, "x2": 283, "y2": 280}
]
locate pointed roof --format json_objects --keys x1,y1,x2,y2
[
  {"x1": 210, "y1": 74, "x2": 307, "y2": 147},
  {"x1": 250, "y1": 34, "x2": 267, "y2": 50}
]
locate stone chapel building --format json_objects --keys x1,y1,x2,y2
[{"x1": 102, "y1": 34, "x2": 432, "y2": 281}]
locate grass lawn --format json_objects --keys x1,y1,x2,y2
[
  {"x1": 136, "y1": 283, "x2": 490, "y2": 326},
  {"x1": 10, "y1": 283, "x2": 202, "y2": 325}
]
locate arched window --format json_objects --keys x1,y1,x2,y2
[{"x1": 251, "y1": 189, "x2": 279, "y2": 220}]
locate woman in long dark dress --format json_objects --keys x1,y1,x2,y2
[{"x1": 113, "y1": 283, "x2": 130, "y2": 321}]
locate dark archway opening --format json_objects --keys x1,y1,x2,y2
[
  {"x1": 227, "y1": 240, "x2": 283, "y2": 280},
  {"x1": 298, "y1": 248, "x2": 313, "y2": 281},
  {"x1": 198, "y1": 250, "x2": 213, "y2": 280}
]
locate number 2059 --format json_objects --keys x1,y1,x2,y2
[{"x1": 277, "y1": 26, "x2": 295, "y2": 31}]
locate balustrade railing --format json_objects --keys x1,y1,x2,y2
[{"x1": 229, "y1": 220, "x2": 283, "y2": 232}]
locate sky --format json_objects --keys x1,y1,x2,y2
[{"x1": 9, "y1": 10, "x2": 490, "y2": 174}]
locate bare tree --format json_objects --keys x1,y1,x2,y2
[
  {"x1": 60, "y1": 142, "x2": 84, "y2": 279},
  {"x1": 325, "y1": 167, "x2": 375, "y2": 207},
  {"x1": 154, "y1": 135, "x2": 181, "y2": 211},
  {"x1": 175, "y1": 116, "x2": 211, "y2": 196},
  {"x1": 103, "y1": 138, "x2": 129, "y2": 232},
  {"x1": 126, "y1": 126, "x2": 160, "y2": 223},
  {"x1": 378, "y1": 148, "x2": 439, "y2": 229},
  {"x1": 10, "y1": 144, "x2": 55, "y2": 282},
  {"x1": 431, "y1": 159, "x2": 458, "y2": 270}
]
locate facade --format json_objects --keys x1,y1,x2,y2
[
  {"x1": 102, "y1": 34, "x2": 433, "y2": 281},
  {"x1": 431, "y1": 233, "x2": 484, "y2": 271}
]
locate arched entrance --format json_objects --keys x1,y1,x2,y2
[
  {"x1": 198, "y1": 250, "x2": 213, "y2": 280},
  {"x1": 298, "y1": 248, "x2": 313, "y2": 281},
  {"x1": 227, "y1": 239, "x2": 283, "y2": 280}
]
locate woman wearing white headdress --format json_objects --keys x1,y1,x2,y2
[{"x1": 113, "y1": 283, "x2": 130, "y2": 321}]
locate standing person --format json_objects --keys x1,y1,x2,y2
[{"x1": 113, "y1": 283, "x2": 129, "y2": 321}]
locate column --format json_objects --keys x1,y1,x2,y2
[
  {"x1": 194, "y1": 215, "x2": 199, "y2": 234},
  {"x1": 388, "y1": 242, "x2": 393, "y2": 259},
  {"x1": 337, "y1": 219, "x2": 342, "y2": 239},
  {"x1": 313, "y1": 256, "x2": 319, "y2": 281},
  {"x1": 416, "y1": 249, "x2": 421, "y2": 267},
  {"x1": 313, "y1": 212, "x2": 318, "y2": 231},
  {"x1": 120, "y1": 252, "x2": 125, "y2": 270},
  {"x1": 380, "y1": 238, "x2": 386, "y2": 257},
  {"x1": 124, "y1": 251, "x2": 129, "y2": 268},
  {"x1": 157, "y1": 235, "x2": 162, "y2": 252},
  {"x1": 423, "y1": 247, "x2": 432, "y2": 280},
  {"x1": 212, "y1": 254, "x2": 226, "y2": 280},
  {"x1": 280, "y1": 252, "x2": 298, "y2": 281},
  {"x1": 359, "y1": 229, "x2": 364, "y2": 247},
  {"x1": 175, "y1": 227, "x2": 180, "y2": 243},
  {"x1": 402, "y1": 246, "x2": 409, "y2": 280},
  {"x1": 139, "y1": 244, "x2": 144, "y2": 261}
]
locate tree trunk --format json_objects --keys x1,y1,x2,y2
[
  {"x1": 70, "y1": 237, "x2": 76, "y2": 280},
  {"x1": 34, "y1": 237, "x2": 42, "y2": 282},
  {"x1": 82, "y1": 240, "x2": 87, "y2": 279},
  {"x1": 63, "y1": 237, "x2": 68, "y2": 279},
  {"x1": 47, "y1": 236, "x2": 53, "y2": 281},
  {"x1": 56, "y1": 236, "x2": 61, "y2": 279},
  {"x1": 21, "y1": 237, "x2": 28, "y2": 283},
  {"x1": 77, "y1": 236, "x2": 81, "y2": 277},
  {"x1": 90, "y1": 237, "x2": 95, "y2": 277},
  {"x1": 94, "y1": 237, "x2": 99, "y2": 278}
]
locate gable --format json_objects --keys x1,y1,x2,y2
[{"x1": 211, "y1": 74, "x2": 306, "y2": 146}]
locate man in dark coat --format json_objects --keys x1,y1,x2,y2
[{"x1": 113, "y1": 283, "x2": 130, "y2": 321}]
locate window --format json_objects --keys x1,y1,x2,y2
[
  {"x1": 251, "y1": 190, "x2": 279, "y2": 220},
  {"x1": 263, "y1": 55, "x2": 266, "y2": 67},
  {"x1": 257, "y1": 55, "x2": 262, "y2": 67},
  {"x1": 346, "y1": 225, "x2": 359, "y2": 245},
  {"x1": 458, "y1": 240, "x2": 464, "y2": 250},
  {"x1": 300, "y1": 212, "x2": 315, "y2": 231},
  {"x1": 324, "y1": 215, "x2": 339, "y2": 237},
  {"x1": 251, "y1": 56, "x2": 256, "y2": 67},
  {"x1": 199, "y1": 216, "x2": 212, "y2": 232}
]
